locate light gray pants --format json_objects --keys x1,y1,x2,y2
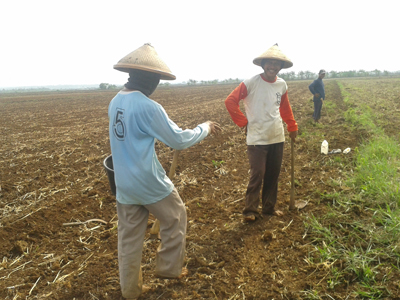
[{"x1": 116, "y1": 188, "x2": 187, "y2": 299}]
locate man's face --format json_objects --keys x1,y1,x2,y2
[
  {"x1": 319, "y1": 73, "x2": 325, "y2": 79},
  {"x1": 262, "y1": 59, "x2": 283, "y2": 80}
]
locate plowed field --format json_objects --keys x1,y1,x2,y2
[{"x1": 0, "y1": 79, "x2": 397, "y2": 299}]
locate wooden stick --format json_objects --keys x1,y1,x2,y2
[
  {"x1": 150, "y1": 150, "x2": 181, "y2": 236},
  {"x1": 29, "y1": 276, "x2": 40, "y2": 295},
  {"x1": 10, "y1": 208, "x2": 42, "y2": 224},
  {"x1": 169, "y1": 150, "x2": 181, "y2": 178},
  {"x1": 289, "y1": 139, "x2": 296, "y2": 210},
  {"x1": 62, "y1": 219, "x2": 108, "y2": 226},
  {"x1": 149, "y1": 219, "x2": 160, "y2": 236}
]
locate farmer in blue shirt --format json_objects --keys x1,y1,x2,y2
[
  {"x1": 109, "y1": 43, "x2": 221, "y2": 300},
  {"x1": 309, "y1": 69, "x2": 326, "y2": 122}
]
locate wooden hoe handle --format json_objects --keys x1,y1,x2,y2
[
  {"x1": 150, "y1": 149, "x2": 181, "y2": 236},
  {"x1": 289, "y1": 139, "x2": 295, "y2": 210}
]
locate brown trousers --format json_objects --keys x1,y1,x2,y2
[
  {"x1": 116, "y1": 188, "x2": 186, "y2": 299},
  {"x1": 244, "y1": 143, "x2": 284, "y2": 216}
]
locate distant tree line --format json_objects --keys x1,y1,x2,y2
[
  {"x1": 1, "y1": 84, "x2": 100, "y2": 93},
  {"x1": 99, "y1": 83, "x2": 119, "y2": 90},
  {"x1": 184, "y1": 78, "x2": 242, "y2": 85},
  {"x1": 279, "y1": 69, "x2": 400, "y2": 81},
  {"x1": 100, "y1": 69, "x2": 400, "y2": 90},
  {"x1": 163, "y1": 69, "x2": 400, "y2": 86}
]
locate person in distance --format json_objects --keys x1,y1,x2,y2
[{"x1": 309, "y1": 69, "x2": 326, "y2": 122}]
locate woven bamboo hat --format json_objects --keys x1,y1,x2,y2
[
  {"x1": 114, "y1": 43, "x2": 176, "y2": 80},
  {"x1": 253, "y1": 43, "x2": 293, "y2": 69}
]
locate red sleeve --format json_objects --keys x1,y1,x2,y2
[
  {"x1": 279, "y1": 91, "x2": 298, "y2": 132},
  {"x1": 224, "y1": 82, "x2": 248, "y2": 127}
]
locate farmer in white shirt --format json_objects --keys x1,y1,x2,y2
[
  {"x1": 109, "y1": 43, "x2": 221, "y2": 300},
  {"x1": 225, "y1": 44, "x2": 298, "y2": 222}
]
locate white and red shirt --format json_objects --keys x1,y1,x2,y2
[{"x1": 225, "y1": 74, "x2": 298, "y2": 145}]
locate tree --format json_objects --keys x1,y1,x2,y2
[
  {"x1": 187, "y1": 79, "x2": 197, "y2": 85},
  {"x1": 279, "y1": 72, "x2": 289, "y2": 81},
  {"x1": 304, "y1": 71, "x2": 314, "y2": 79},
  {"x1": 99, "y1": 83, "x2": 117, "y2": 90},
  {"x1": 357, "y1": 69, "x2": 367, "y2": 77},
  {"x1": 372, "y1": 69, "x2": 381, "y2": 77},
  {"x1": 341, "y1": 70, "x2": 356, "y2": 77},
  {"x1": 329, "y1": 71, "x2": 338, "y2": 78},
  {"x1": 288, "y1": 71, "x2": 296, "y2": 80}
]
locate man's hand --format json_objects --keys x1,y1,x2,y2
[
  {"x1": 289, "y1": 130, "x2": 298, "y2": 143},
  {"x1": 205, "y1": 121, "x2": 222, "y2": 135},
  {"x1": 314, "y1": 93, "x2": 320, "y2": 98}
]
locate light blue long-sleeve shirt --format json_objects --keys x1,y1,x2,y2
[{"x1": 108, "y1": 91, "x2": 210, "y2": 205}]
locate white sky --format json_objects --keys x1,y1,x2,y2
[{"x1": 1, "y1": 0, "x2": 398, "y2": 88}]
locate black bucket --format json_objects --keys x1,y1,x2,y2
[{"x1": 103, "y1": 155, "x2": 116, "y2": 196}]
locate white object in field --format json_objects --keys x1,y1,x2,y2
[
  {"x1": 329, "y1": 149, "x2": 342, "y2": 154},
  {"x1": 343, "y1": 148, "x2": 351, "y2": 154},
  {"x1": 321, "y1": 140, "x2": 328, "y2": 155}
]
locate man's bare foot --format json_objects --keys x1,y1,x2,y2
[
  {"x1": 142, "y1": 285, "x2": 151, "y2": 293},
  {"x1": 263, "y1": 210, "x2": 284, "y2": 217},
  {"x1": 157, "y1": 267, "x2": 188, "y2": 279},
  {"x1": 178, "y1": 267, "x2": 189, "y2": 279},
  {"x1": 243, "y1": 215, "x2": 256, "y2": 222},
  {"x1": 124, "y1": 285, "x2": 151, "y2": 300}
]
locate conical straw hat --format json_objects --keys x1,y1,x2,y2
[
  {"x1": 253, "y1": 43, "x2": 293, "y2": 69},
  {"x1": 114, "y1": 43, "x2": 176, "y2": 80}
]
